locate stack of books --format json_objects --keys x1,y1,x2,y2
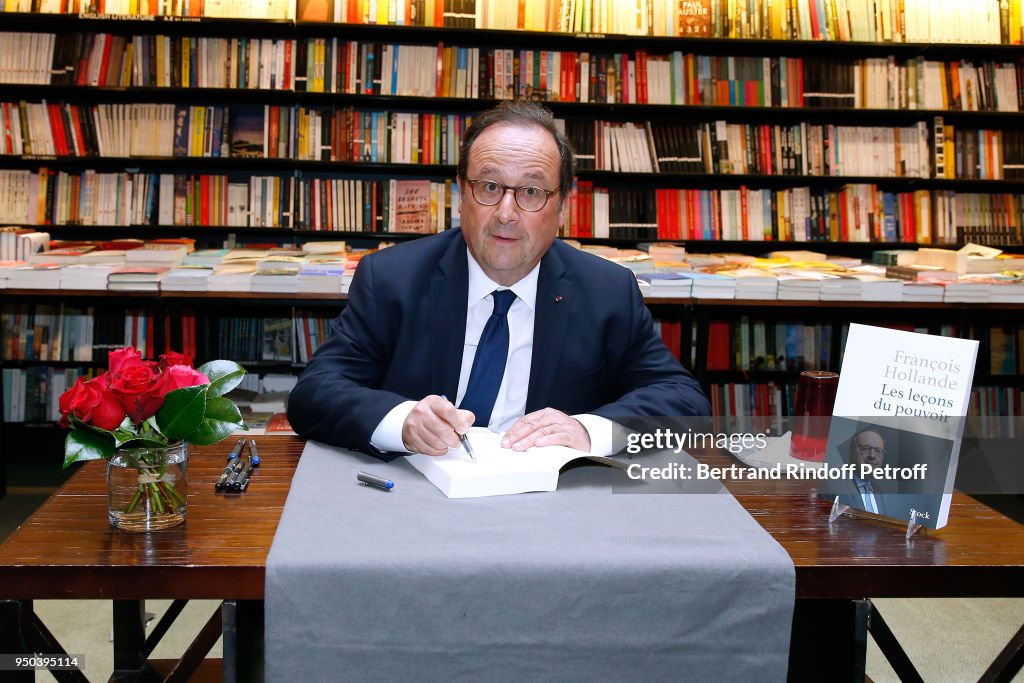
[
  {"x1": 161, "y1": 266, "x2": 213, "y2": 292},
  {"x1": 107, "y1": 266, "x2": 168, "y2": 291},
  {"x1": 60, "y1": 264, "x2": 116, "y2": 290}
]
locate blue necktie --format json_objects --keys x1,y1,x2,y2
[
  {"x1": 859, "y1": 481, "x2": 877, "y2": 514},
  {"x1": 460, "y1": 289, "x2": 517, "y2": 428}
]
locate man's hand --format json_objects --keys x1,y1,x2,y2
[
  {"x1": 501, "y1": 408, "x2": 591, "y2": 452},
  {"x1": 402, "y1": 395, "x2": 475, "y2": 456}
]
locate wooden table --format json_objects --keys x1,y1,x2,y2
[
  {"x1": 0, "y1": 437, "x2": 301, "y2": 682},
  {"x1": 0, "y1": 436, "x2": 1021, "y2": 682}
]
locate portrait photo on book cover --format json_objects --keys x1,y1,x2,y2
[{"x1": 818, "y1": 416, "x2": 956, "y2": 528}]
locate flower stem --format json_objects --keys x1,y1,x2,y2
[{"x1": 126, "y1": 486, "x2": 143, "y2": 514}]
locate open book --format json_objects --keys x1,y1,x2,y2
[{"x1": 407, "y1": 429, "x2": 628, "y2": 499}]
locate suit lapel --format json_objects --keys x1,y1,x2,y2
[
  {"x1": 527, "y1": 246, "x2": 572, "y2": 411},
  {"x1": 430, "y1": 233, "x2": 469, "y2": 398}
]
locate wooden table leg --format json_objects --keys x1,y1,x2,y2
[
  {"x1": 979, "y1": 622, "x2": 1024, "y2": 683},
  {"x1": 0, "y1": 600, "x2": 33, "y2": 682},
  {"x1": 111, "y1": 600, "x2": 158, "y2": 682},
  {"x1": 222, "y1": 600, "x2": 264, "y2": 683},
  {"x1": 867, "y1": 601, "x2": 924, "y2": 683},
  {"x1": 788, "y1": 598, "x2": 869, "y2": 683}
]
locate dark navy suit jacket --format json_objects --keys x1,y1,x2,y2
[{"x1": 288, "y1": 229, "x2": 709, "y2": 454}]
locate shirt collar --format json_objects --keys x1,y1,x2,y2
[{"x1": 466, "y1": 248, "x2": 539, "y2": 312}]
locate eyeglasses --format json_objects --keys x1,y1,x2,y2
[
  {"x1": 466, "y1": 179, "x2": 557, "y2": 212},
  {"x1": 855, "y1": 444, "x2": 885, "y2": 456}
]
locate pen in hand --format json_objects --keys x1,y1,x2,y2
[{"x1": 439, "y1": 394, "x2": 476, "y2": 462}]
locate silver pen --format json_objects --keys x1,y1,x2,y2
[{"x1": 440, "y1": 394, "x2": 476, "y2": 462}]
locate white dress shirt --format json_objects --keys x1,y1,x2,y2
[{"x1": 370, "y1": 248, "x2": 612, "y2": 454}]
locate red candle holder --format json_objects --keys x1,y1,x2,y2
[{"x1": 790, "y1": 370, "x2": 839, "y2": 462}]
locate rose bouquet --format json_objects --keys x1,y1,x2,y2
[{"x1": 59, "y1": 347, "x2": 247, "y2": 517}]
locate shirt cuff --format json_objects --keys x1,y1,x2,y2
[
  {"x1": 573, "y1": 413, "x2": 619, "y2": 456},
  {"x1": 370, "y1": 400, "x2": 418, "y2": 453}
]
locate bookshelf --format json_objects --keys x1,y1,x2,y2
[{"x1": 2, "y1": 1, "x2": 1024, "y2": 493}]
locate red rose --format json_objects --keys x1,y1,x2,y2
[
  {"x1": 109, "y1": 362, "x2": 165, "y2": 422},
  {"x1": 108, "y1": 347, "x2": 145, "y2": 374},
  {"x1": 158, "y1": 364, "x2": 210, "y2": 396},
  {"x1": 158, "y1": 351, "x2": 193, "y2": 370},
  {"x1": 58, "y1": 376, "x2": 126, "y2": 431}
]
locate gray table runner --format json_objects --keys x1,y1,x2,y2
[{"x1": 266, "y1": 442, "x2": 795, "y2": 682}]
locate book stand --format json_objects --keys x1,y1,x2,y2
[{"x1": 828, "y1": 497, "x2": 924, "y2": 539}]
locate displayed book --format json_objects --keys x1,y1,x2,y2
[
  {"x1": 183, "y1": 248, "x2": 230, "y2": 266},
  {"x1": 0, "y1": 260, "x2": 26, "y2": 288},
  {"x1": 250, "y1": 270, "x2": 300, "y2": 293},
  {"x1": 160, "y1": 266, "x2": 212, "y2": 291},
  {"x1": 820, "y1": 324, "x2": 979, "y2": 529},
  {"x1": 59, "y1": 264, "x2": 115, "y2": 290},
  {"x1": 79, "y1": 250, "x2": 128, "y2": 264},
  {"x1": 297, "y1": 264, "x2": 346, "y2": 293},
  {"x1": 686, "y1": 271, "x2": 736, "y2": 299},
  {"x1": 6, "y1": 263, "x2": 63, "y2": 289},
  {"x1": 635, "y1": 272, "x2": 693, "y2": 297},
  {"x1": 27, "y1": 246, "x2": 94, "y2": 265},
  {"x1": 301, "y1": 241, "x2": 347, "y2": 254},
  {"x1": 208, "y1": 263, "x2": 256, "y2": 292},
  {"x1": 250, "y1": 390, "x2": 289, "y2": 413},
  {"x1": 237, "y1": 410, "x2": 274, "y2": 436},
  {"x1": 408, "y1": 429, "x2": 628, "y2": 499},
  {"x1": 265, "y1": 412, "x2": 296, "y2": 434},
  {"x1": 124, "y1": 243, "x2": 191, "y2": 268},
  {"x1": 106, "y1": 266, "x2": 169, "y2": 291}
]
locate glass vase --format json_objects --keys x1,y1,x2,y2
[{"x1": 106, "y1": 442, "x2": 189, "y2": 531}]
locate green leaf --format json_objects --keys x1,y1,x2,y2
[
  {"x1": 116, "y1": 437, "x2": 171, "y2": 450},
  {"x1": 198, "y1": 360, "x2": 247, "y2": 398},
  {"x1": 188, "y1": 396, "x2": 244, "y2": 446},
  {"x1": 63, "y1": 429, "x2": 115, "y2": 468},
  {"x1": 156, "y1": 385, "x2": 207, "y2": 441}
]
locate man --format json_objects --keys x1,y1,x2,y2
[
  {"x1": 288, "y1": 100, "x2": 709, "y2": 459},
  {"x1": 836, "y1": 427, "x2": 896, "y2": 517}
]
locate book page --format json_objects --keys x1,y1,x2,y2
[{"x1": 407, "y1": 428, "x2": 603, "y2": 499}]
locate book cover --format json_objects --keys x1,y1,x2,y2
[
  {"x1": 819, "y1": 323, "x2": 979, "y2": 529},
  {"x1": 261, "y1": 317, "x2": 293, "y2": 361},
  {"x1": 229, "y1": 106, "x2": 265, "y2": 158},
  {"x1": 392, "y1": 179, "x2": 432, "y2": 233},
  {"x1": 265, "y1": 412, "x2": 296, "y2": 434}
]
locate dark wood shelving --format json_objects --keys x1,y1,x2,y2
[
  {"x1": 5, "y1": 84, "x2": 1024, "y2": 128},
  {"x1": 4, "y1": 10, "x2": 1024, "y2": 59},
  {"x1": 3, "y1": 9, "x2": 1024, "y2": 498}
]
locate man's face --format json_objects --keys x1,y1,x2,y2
[
  {"x1": 457, "y1": 123, "x2": 563, "y2": 286},
  {"x1": 852, "y1": 430, "x2": 885, "y2": 470}
]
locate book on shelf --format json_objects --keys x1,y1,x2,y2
[
  {"x1": 27, "y1": 246, "x2": 95, "y2": 265},
  {"x1": 59, "y1": 263, "x2": 115, "y2": 290},
  {"x1": 266, "y1": 411, "x2": 296, "y2": 434},
  {"x1": 820, "y1": 323, "x2": 979, "y2": 530},
  {"x1": 261, "y1": 318, "x2": 293, "y2": 361},
  {"x1": 160, "y1": 266, "x2": 212, "y2": 291},
  {"x1": 229, "y1": 106, "x2": 265, "y2": 159},
  {"x1": 106, "y1": 265, "x2": 168, "y2": 291},
  {"x1": 408, "y1": 429, "x2": 629, "y2": 499},
  {"x1": 250, "y1": 390, "x2": 290, "y2": 414},
  {"x1": 237, "y1": 409, "x2": 275, "y2": 436},
  {"x1": 391, "y1": 179, "x2": 432, "y2": 234}
]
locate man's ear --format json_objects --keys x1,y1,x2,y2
[{"x1": 456, "y1": 177, "x2": 467, "y2": 211}]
